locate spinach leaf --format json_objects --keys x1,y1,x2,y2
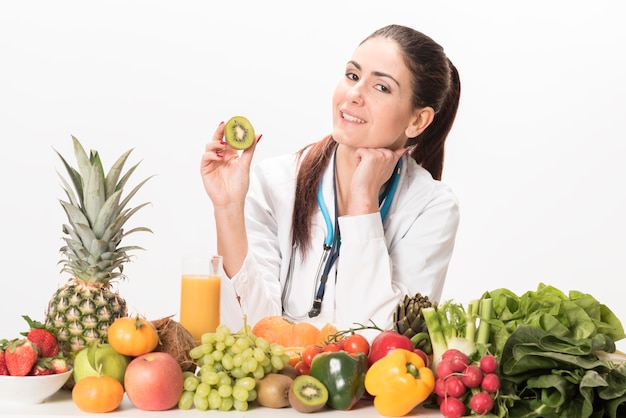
[{"x1": 500, "y1": 325, "x2": 625, "y2": 417}]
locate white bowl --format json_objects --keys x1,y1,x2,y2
[{"x1": 0, "y1": 369, "x2": 73, "y2": 405}]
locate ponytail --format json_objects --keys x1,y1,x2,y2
[{"x1": 409, "y1": 60, "x2": 461, "y2": 180}]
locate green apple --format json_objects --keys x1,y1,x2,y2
[{"x1": 73, "y1": 343, "x2": 130, "y2": 386}]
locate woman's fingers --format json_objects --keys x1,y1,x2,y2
[{"x1": 238, "y1": 134, "x2": 262, "y2": 167}]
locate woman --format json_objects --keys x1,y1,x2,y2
[{"x1": 201, "y1": 24, "x2": 461, "y2": 339}]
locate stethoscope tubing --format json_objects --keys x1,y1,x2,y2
[{"x1": 282, "y1": 155, "x2": 403, "y2": 319}]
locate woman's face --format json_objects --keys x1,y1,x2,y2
[{"x1": 332, "y1": 37, "x2": 418, "y2": 150}]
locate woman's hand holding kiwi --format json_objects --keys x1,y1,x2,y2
[{"x1": 200, "y1": 116, "x2": 259, "y2": 209}]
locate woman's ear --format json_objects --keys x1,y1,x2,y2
[{"x1": 405, "y1": 106, "x2": 435, "y2": 138}]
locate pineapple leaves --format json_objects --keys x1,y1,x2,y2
[
  {"x1": 57, "y1": 173, "x2": 80, "y2": 208},
  {"x1": 60, "y1": 200, "x2": 90, "y2": 229},
  {"x1": 92, "y1": 189, "x2": 123, "y2": 238},
  {"x1": 55, "y1": 150, "x2": 84, "y2": 205},
  {"x1": 71, "y1": 135, "x2": 90, "y2": 175},
  {"x1": 55, "y1": 136, "x2": 153, "y2": 284},
  {"x1": 84, "y1": 160, "x2": 106, "y2": 225},
  {"x1": 117, "y1": 176, "x2": 155, "y2": 217},
  {"x1": 105, "y1": 148, "x2": 134, "y2": 197}
]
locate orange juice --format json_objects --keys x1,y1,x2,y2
[{"x1": 180, "y1": 274, "x2": 221, "y2": 342}]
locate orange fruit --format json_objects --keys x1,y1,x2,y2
[
  {"x1": 284, "y1": 346, "x2": 305, "y2": 366},
  {"x1": 72, "y1": 375, "x2": 124, "y2": 413},
  {"x1": 317, "y1": 322, "x2": 340, "y2": 345},
  {"x1": 108, "y1": 315, "x2": 159, "y2": 357}
]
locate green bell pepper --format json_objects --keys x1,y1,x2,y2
[{"x1": 309, "y1": 351, "x2": 368, "y2": 410}]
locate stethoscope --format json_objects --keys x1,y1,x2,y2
[{"x1": 281, "y1": 154, "x2": 403, "y2": 319}]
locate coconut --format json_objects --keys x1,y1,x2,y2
[{"x1": 151, "y1": 315, "x2": 198, "y2": 373}]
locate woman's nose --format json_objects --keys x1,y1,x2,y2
[{"x1": 345, "y1": 82, "x2": 364, "y2": 105}]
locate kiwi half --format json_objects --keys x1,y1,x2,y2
[
  {"x1": 288, "y1": 375, "x2": 328, "y2": 413},
  {"x1": 224, "y1": 115, "x2": 255, "y2": 150}
]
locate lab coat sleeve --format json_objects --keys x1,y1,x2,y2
[
  {"x1": 334, "y1": 183, "x2": 460, "y2": 339},
  {"x1": 219, "y1": 157, "x2": 295, "y2": 330}
]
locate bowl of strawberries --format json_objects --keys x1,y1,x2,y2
[{"x1": 0, "y1": 316, "x2": 72, "y2": 404}]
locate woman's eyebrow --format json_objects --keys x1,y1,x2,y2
[{"x1": 347, "y1": 60, "x2": 400, "y2": 88}]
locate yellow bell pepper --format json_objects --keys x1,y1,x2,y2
[{"x1": 364, "y1": 348, "x2": 435, "y2": 417}]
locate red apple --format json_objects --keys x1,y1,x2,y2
[{"x1": 124, "y1": 352, "x2": 184, "y2": 411}]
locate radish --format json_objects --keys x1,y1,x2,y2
[
  {"x1": 470, "y1": 392, "x2": 494, "y2": 415},
  {"x1": 481, "y1": 372, "x2": 501, "y2": 393},
  {"x1": 442, "y1": 349, "x2": 469, "y2": 372},
  {"x1": 434, "y1": 378, "x2": 447, "y2": 397},
  {"x1": 479, "y1": 354, "x2": 498, "y2": 374},
  {"x1": 461, "y1": 364, "x2": 483, "y2": 388},
  {"x1": 439, "y1": 396, "x2": 466, "y2": 418},
  {"x1": 449, "y1": 354, "x2": 469, "y2": 372},
  {"x1": 436, "y1": 358, "x2": 455, "y2": 379},
  {"x1": 441, "y1": 348, "x2": 465, "y2": 361},
  {"x1": 444, "y1": 375, "x2": 466, "y2": 398}
]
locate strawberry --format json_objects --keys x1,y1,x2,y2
[
  {"x1": 50, "y1": 357, "x2": 69, "y2": 374},
  {"x1": 0, "y1": 352, "x2": 8, "y2": 375},
  {"x1": 21, "y1": 315, "x2": 59, "y2": 358},
  {"x1": 29, "y1": 360, "x2": 53, "y2": 376},
  {"x1": 0, "y1": 339, "x2": 10, "y2": 375},
  {"x1": 5, "y1": 339, "x2": 39, "y2": 376}
]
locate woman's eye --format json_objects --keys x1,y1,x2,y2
[
  {"x1": 346, "y1": 72, "x2": 359, "y2": 81},
  {"x1": 375, "y1": 84, "x2": 390, "y2": 93}
]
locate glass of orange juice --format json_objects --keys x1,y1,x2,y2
[{"x1": 179, "y1": 255, "x2": 222, "y2": 343}]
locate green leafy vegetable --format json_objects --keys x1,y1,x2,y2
[
  {"x1": 479, "y1": 283, "x2": 626, "y2": 418},
  {"x1": 479, "y1": 283, "x2": 625, "y2": 359},
  {"x1": 498, "y1": 325, "x2": 626, "y2": 417}
]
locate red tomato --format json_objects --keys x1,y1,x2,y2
[
  {"x1": 301, "y1": 345, "x2": 323, "y2": 367},
  {"x1": 322, "y1": 342, "x2": 343, "y2": 353},
  {"x1": 342, "y1": 333, "x2": 370, "y2": 356},
  {"x1": 294, "y1": 360, "x2": 310, "y2": 375}
]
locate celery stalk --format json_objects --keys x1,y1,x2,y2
[
  {"x1": 476, "y1": 297, "x2": 492, "y2": 346},
  {"x1": 465, "y1": 299, "x2": 479, "y2": 343},
  {"x1": 422, "y1": 306, "x2": 448, "y2": 369}
]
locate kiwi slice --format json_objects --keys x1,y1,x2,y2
[
  {"x1": 224, "y1": 116, "x2": 255, "y2": 150},
  {"x1": 288, "y1": 375, "x2": 328, "y2": 413}
]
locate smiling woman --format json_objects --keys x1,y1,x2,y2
[{"x1": 200, "y1": 24, "x2": 462, "y2": 339}]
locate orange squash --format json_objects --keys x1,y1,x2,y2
[{"x1": 251, "y1": 316, "x2": 339, "y2": 348}]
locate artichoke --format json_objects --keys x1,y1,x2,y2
[{"x1": 392, "y1": 293, "x2": 434, "y2": 353}]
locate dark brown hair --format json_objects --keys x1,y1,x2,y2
[{"x1": 291, "y1": 24, "x2": 461, "y2": 255}]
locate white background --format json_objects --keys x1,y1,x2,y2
[{"x1": 1, "y1": 1, "x2": 625, "y2": 349}]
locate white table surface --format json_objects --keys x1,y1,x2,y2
[{"x1": 1, "y1": 389, "x2": 444, "y2": 417}]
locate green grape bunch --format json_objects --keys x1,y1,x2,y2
[{"x1": 178, "y1": 321, "x2": 291, "y2": 411}]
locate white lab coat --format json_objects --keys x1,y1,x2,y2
[{"x1": 219, "y1": 151, "x2": 460, "y2": 341}]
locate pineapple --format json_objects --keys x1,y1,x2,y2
[
  {"x1": 393, "y1": 292, "x2": 435, "y2": 352},
  {"x1": 45, "y1": 135, "x2": 153, "y2": 359}
]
